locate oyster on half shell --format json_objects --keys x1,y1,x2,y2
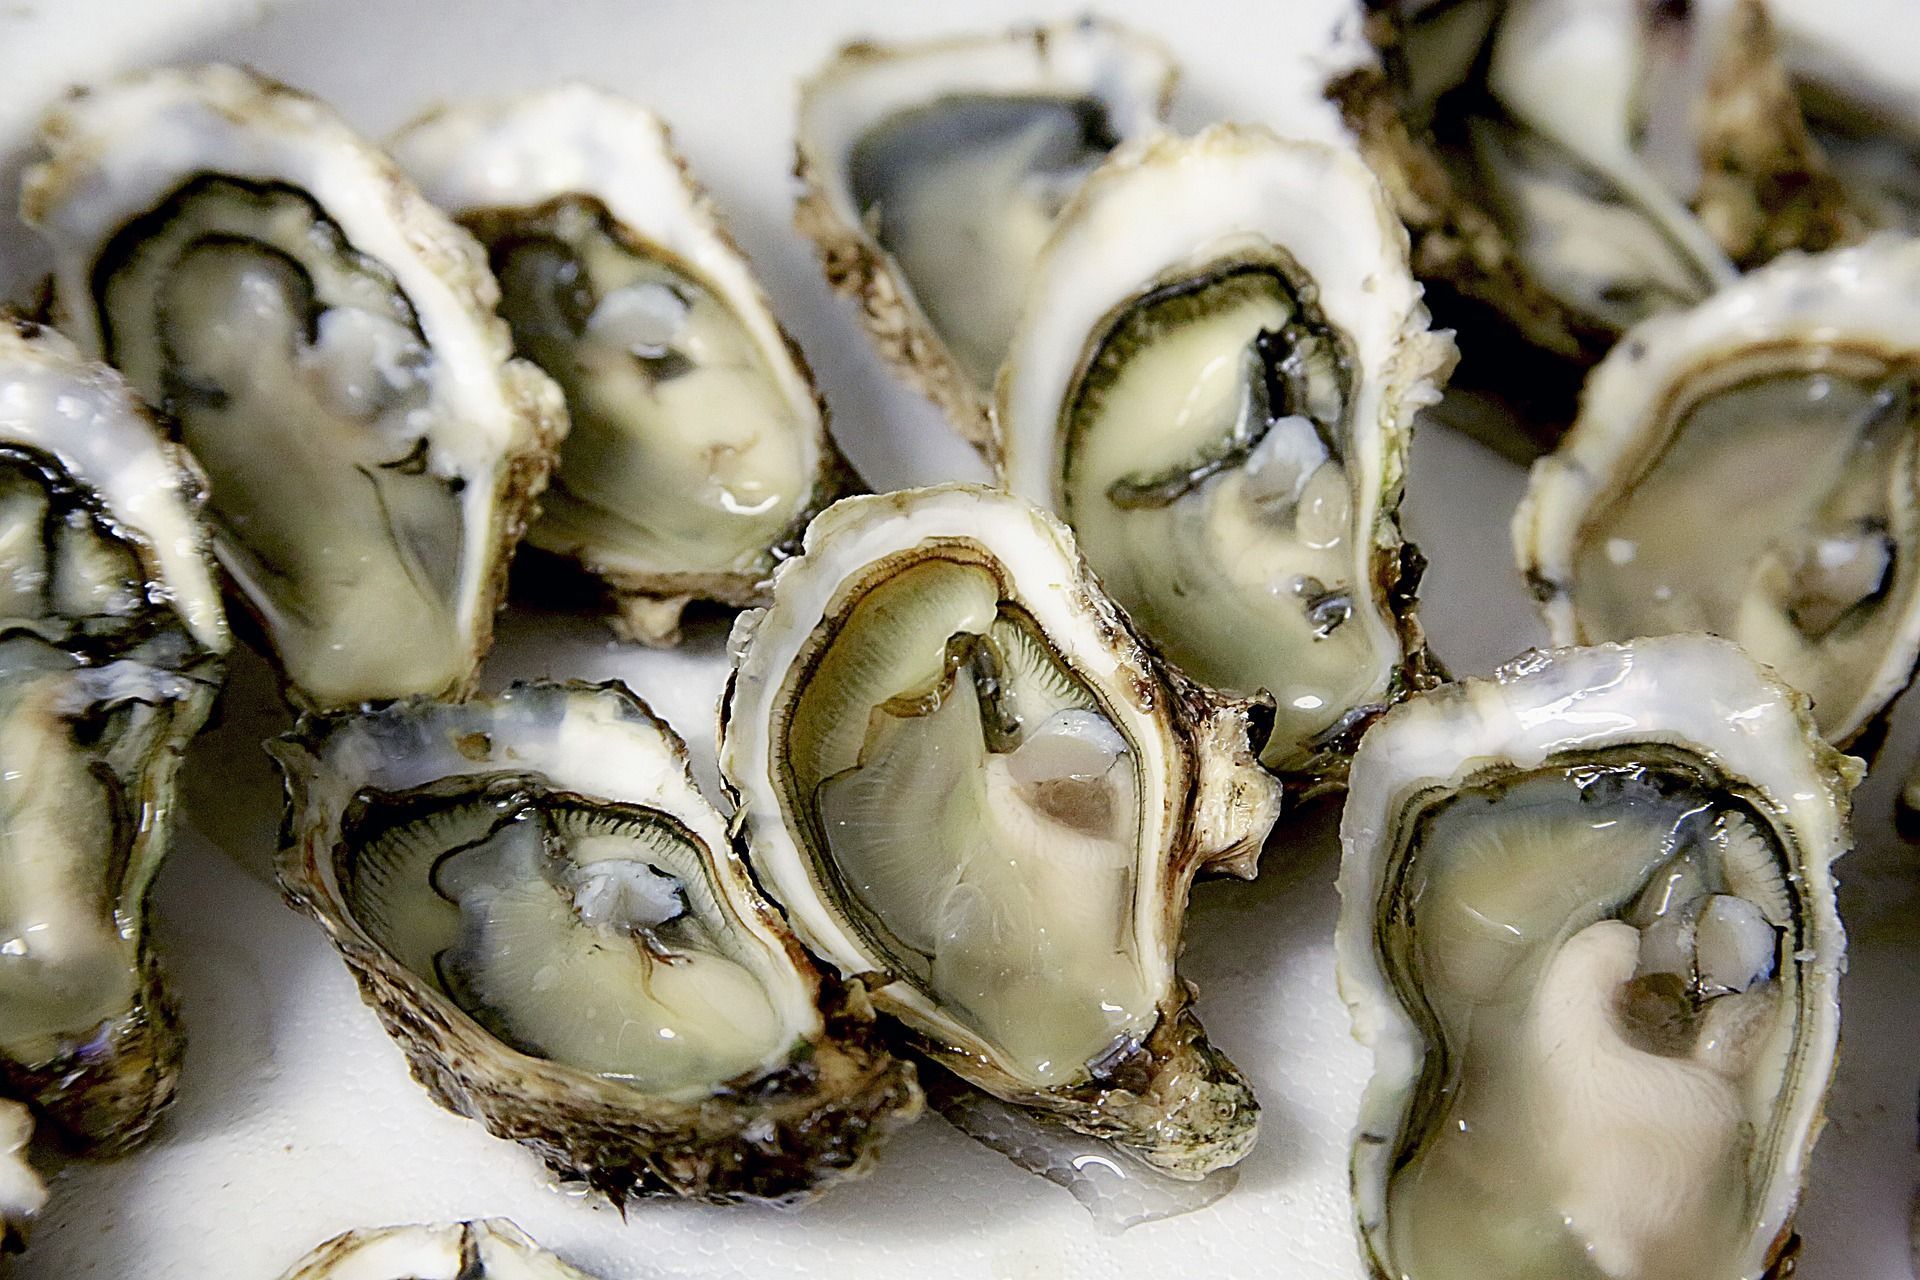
[
  {"x1": 998, "y1": 125, "x2": 1454, "y2": 783},
  {"x1": 720, "y1": 485, "x2": 1281, "y2": 1177},
  {"x1": 392, "y1": 86, "x2": 850, "y2": 646},
  {"x1": 23, "y1": 63, "x2": 565, "y2": 709},
  {"x1": 1516, "y1": 236, "x2": 1920, "y2": 751},
  {"x1": 274, "y1": 680, "x2": 920, "y2": 1205},
  {"x1": 1330, "y1": 0, "x2": 1853, "y2": 455},
  {"x1": 278, "y1": 1220, "x2": 600, "y2": 1280},
  {"x1": 0, "y1": 320, "x2": 226, "y2": 1153},
  {"x1": 795, "y1": 19, "x2": 1176, "y2": 453},
  {"x1": 1337, "y1": 636, "x2": 1851, "y2": 1280}
]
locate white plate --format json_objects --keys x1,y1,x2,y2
[{"x1": 0, "y1": 1, "x2": 1914, "y2": 1277}]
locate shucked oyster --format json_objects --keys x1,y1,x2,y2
[
  {"x1": 999, "y1": 125, "x2": 1454, "y2": 782},
  {"x1": 0, "y1": 320, "x2": 226, "y2": 1152},
  {"x1": 1329, "y1": 0, "x2": 1852, "y2": 454},
  {"x1": 278, "y1": 1220, "x2": 600, "y2": 1280},
  {"x1": 392, "y1": 86, "x2": 849, "y2": 646},
  {"x1": 274, "y1": 680, "x2": 920, "y2": 1204},
  {"x1": 23, "y1": 63, "x2": 565, "y2": 709},
  {"x1": 1336, "y1": 636, "x2": 1852, "y2": 1280},
  {"x1": 720, "y1": 485, "x2": 1281, "y2": 1177},
  {"x1": 1516, "y1": 236, "x2": 1920, "y2": 750},
  {"x1": 795, "y1": 19, "x2": 1176, "y2": 453}
]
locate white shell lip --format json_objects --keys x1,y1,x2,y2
[
  {"x1": 794, "y1": 18, "x2": 1178, "y2": 448},
  {"x1": 1514, "y1": 234, "x2": 1920, "y2": 745},
  {"x1": 1335, "y1": 634, "x2": 1856, "y2": 1280},
  {"x1": 276, "y1": 1218, "x2": 598, "y2": 1280},
  {"x1": 996, "y1": 122, "x2": 1456, "y2": 767},
  {"x1": 389, "y1": 84, "x2": 832, "y2": 584},
  {"x1": 0, "y1": 318, "x2": 227, "y2": 653},
  {"x1": 21, "y1": 62, "x2": 565, "y2": 703}
]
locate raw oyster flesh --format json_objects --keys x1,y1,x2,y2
[
  {"x1": 23, "y1": 63, "x2": 565, "y2": 708},
  {"x1": 274, "y1": 680, "x2": 921, "y2": 1205},
  {"x1": 721, "y1": 484, "x2": 1281, "y2": 1177},
  {"x1": 1338, "y1": 635, "x2": 1852, "y2": 1280}
]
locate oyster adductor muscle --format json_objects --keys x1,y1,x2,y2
[
  {"x1": 0, "y1": 319, "x2": 226, "y2": 1153},
  {"x1": 1337, "y1": 635, "x2": 1852, "y2": 1280},
  {"x1": 720, "y1": 484, "x2": 1281, "y2": 1178},
  {"x1": 392, "y1": 86, "x2": 849, "y2": 646},
  {"x1": 273, "y1": 680, "x2": 921, "y2": 1206},
  {"x1": 23, "y1": 63, "x2": 565, "y2": 709},
  {"x1": 997, "y1": 125, "x2": 1454, "y2": 783}
]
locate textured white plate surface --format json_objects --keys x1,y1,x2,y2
[{"x1": 0, "y1": 1, "x2": 1914, "y2": 1277}]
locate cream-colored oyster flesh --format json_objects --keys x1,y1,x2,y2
[
  {"x1": 999, "y1": 125, "x2": 1453, "y2": 780},
  {"x1": 1338, "y1": 636, "x2": 1852, "y2": 1280},
  {"x1": 1329, "y1": 0, "x2": 1851, "y2": 455},
  {"x1": 278, "y1": 1219, "x2": 600, "y2": 1280},
  {"x1": 0, "y1": 1099, "x2": 45, "y2": 1258},
  {"x1": 273, "y1": 680, "x2": 919, "y2": 1205},
  {"x1": 720, "y1": 485, "x2": 1280, "y2": 1177},
  {"x1": 0, "y1": 320, "x2": 225, "y2": 1153},
  {"x1": 23, "y1": 63, "x2": 565, "y2": 709},
  {"x1": 795, "y1": 19, "x2": 1175, "y2": 451},
  {"x1": 392, "y1": 86, "x2": 845, "y2": 645},
  {"x1": 1517, "y1": 236, "x2": 1920, "y2": 748}
]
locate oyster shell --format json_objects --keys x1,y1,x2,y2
[
  {"x1": 1329, "y1": 0, "x2": 1853, "y2": 455},
  {"x1": 23, "y1": 63, "x2": 566, "y2": 709},
  {"x1": 719, "y1": 484, "x2": 1281, "y2": 1177},
  {"x1": 273, "y1": 680, "x2": 920, "y2": 1205},
  {"x1": 0, "y1": 1100, "x2": 44, "y2": 1259},
  {"x1": 0, "y1": 319, "x2": 226, "y2": 1152},
  {"x1": 1337, "y1": 635, "x2": 1852, "y2": 1280},
  {"x1": 1516, "y1": 236, "x2": 1920, "y2": 750},
  {"x1": 278, "y1": 1220, "x2": 599, "y2": 1280},
  {"x1": 998, "y1": 124, "x2": 1454, "y2": 783},
  {"x1": 391, "y1": 86, "x2": 850, "y2": 646},
  {"x1": 795, "y1": 19, "x2": 1176, "y2": 454},
  {"x1": 1778, "y1": 6, "x2": 1920, "y2": 236}
]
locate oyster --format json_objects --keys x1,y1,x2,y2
[
  {"x1": 0, "y1": 1100, "x2": 44, "y2": 1258},
  {"x1": 0, "y1": 319, "x2": 226, "y2": 1152},
  {"x1": 273, "y1": 680, "x2": 920, "y2": 1205},
  {"x1": 278, "y1": 1220, "x2": 599, "y2": 1280},
  {"x1": 1516, "y1": 236, "x2": 1920, "y2": 750},
  {"x1": 1779, "y1": 7, "x2": 1920, "y2": 234},
  {"x1": 719, "y1": 484, "x2": 1281, "y2": 1177},
  {"x1": 1329, "y1": 0, "x2": 1852, "y2": 455},
  {"x1": 392, "y1": 86, "x2": 849, "y2": 646},
  {"x1": 795, "y1": 19, "x2": 1176, "y2": 453},
  {"x1": 998, "y1": 125, "x2": 1454, "y2": 782},
  {"x1": 23, "y1": 63, "x2": 565, "y2": 709},
  {"x1": 1337, "y1": 635, "x2": 1852, "y2": 1280}
]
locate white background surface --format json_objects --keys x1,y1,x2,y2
[{"x1": 0, "y1": 1, "x2": 1912, "y2": 1277}]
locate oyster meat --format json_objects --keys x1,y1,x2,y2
[
  {"x1": 392, "y1": 86, "x2": 848, "y2": 646},
  {"x1": 1516, "y1": 236, "x2": 1920, "y2": 749},
  {"x1": 24, "y1": 63, "x2": 565, "y2": 709},
  {"x1": 0, "y1": 319, "x2": 226, "y2": 1152},
  {"x1": 274, "y1": 680, "x2": 920, "y2": 1204},
  {"x1": 795, "y1": 19, "x2": 1176, "y2": 452},
  {"x1": 278, "y1": 1220, "x2": 600, "y2": 1280},
  {"x1": 1330, "y1": 0, "x2": 1852, "y2": 454},
  {"x1": 0, "y1": 1100, "x2": 44, "y2": 1258},
  {"x1": 999, "y1": 125, "x2": 1454, "y2": 782},
  {"x1": 720, "y1": 485, "x2": 1281, "y2": 1177},
  {"x1": 1338, "y1": 635, "x2": 1852, "y2": 1280}
]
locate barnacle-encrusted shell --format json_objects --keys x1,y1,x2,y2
[
  {"x1": 277, "y1": 1219, "x2": 599, "y2": 1280},
  {"x1": 23, "y1": 63, "x2": 565, "y2": 708},
  {"x1": 392, "y1": 85, "x2": 851, "y2": 646},
  {"x1": 720, "y1": 484, "x2": 1281, "y2": 1177},
  {"x1": 795, "y1": 19, "x2": 1176, "y2": 454},
  {"x1": 998, "y1": 124, "x2": 1454, "y2": 783},
  {"x1": 1516, "y1": 236, "x2": 1920, "y2": 750},
  {"x1": 273, "y1": 680, "x2": 920, "y2": 1205},
  {"x1": 1337, "y1": 635, "x2": 1852, "y2": 1280},
  {"x1": 0, "y1": 319, "x2": 225, "y2": 1153}
]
